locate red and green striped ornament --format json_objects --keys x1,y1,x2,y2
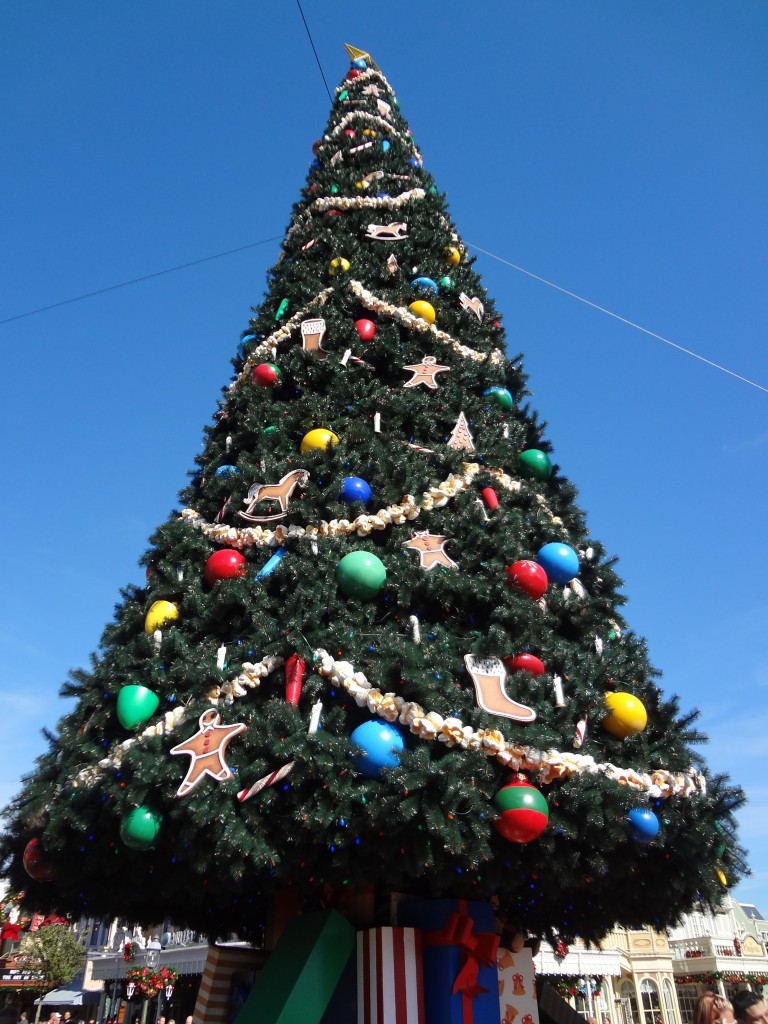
[{"x1": 493, "y1": 780, "x2": 549, "y2": 843}]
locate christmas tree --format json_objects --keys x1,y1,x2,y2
[{"x1": 0, "y1": 47, "x2": 745, "y2": 945}]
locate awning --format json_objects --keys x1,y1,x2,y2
[
  {"x1": 35, "y1": 982, "x2": 100, "y2": 1006},
  {"x1": 535, "y1": 947, "x2": 623, "y2": 976}
]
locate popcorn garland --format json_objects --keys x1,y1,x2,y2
[
  {"x1": 232, "y1": 266, "x2": 501, "y2": 395},
  {"x1": 282, "y1": 183, "x2": 425, "y2": 249},
  {"x1": 314, "y1": 650, "x2": 707, "y2": 801},
  {"x1": 73, "y1": 642, "x2": 705, "y2": 803},
  {"x1": 72, "y1": 655, "x2": 284, "y2": 787},
  {"x1": 236, "y1": 288, "x2": 334, "y2": 384},
  {"x1": 348, "y1": 281, "x2": 505, "y2": 366},
  {"x1": 181, "y1": 463, "x2": 567, "y2": 550},
  {"x1": 312, "y1": 188, "x2": 425, "y2": 213}
]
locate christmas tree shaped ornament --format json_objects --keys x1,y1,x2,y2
[
  {"x1": 446, "y1": 411, "x2": 475, "y2": 451},
  {"x1": 1, "y1": 44, "x2": 744, "y2": 946}
]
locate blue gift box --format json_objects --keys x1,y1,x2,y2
[{"x1": 396, "y1": 899, "x2": 500, "y2": 1024}]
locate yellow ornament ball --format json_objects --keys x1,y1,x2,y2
[
  {"x1": 328, "y1": 257, "x2": 351, "y2": 276},
  {"x1": 300, "y1": 428, "x2": 340, "y2": 453},
  {"x1": 144, "y1": 600, "x2": 179, "y2": 634},
  {"x1": 445, "y1": 246, "x2": 461, "y2": 266},
  {"x1": 716, "y1": 867, "x2": 728, "y2": 887},
  {"x1": 408, "y1": 300, "x2": 436, "y2": 324},
  {"x1": 602, "y1": 692, "x2": 648, "y2": 738}
]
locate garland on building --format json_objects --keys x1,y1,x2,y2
[
  {"x1": 675, "y1": 972, "x2": 768, "y2": 986},
  {"x1": 125, "y1": 965, "x2": 178, "y2": 998},
  {"x1": 546, "y1": 976, "x2": 605, "y2": 998}
]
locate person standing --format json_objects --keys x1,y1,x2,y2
[{"x1": 733, "y1": 992, "x2": 768, "y2": 1024}]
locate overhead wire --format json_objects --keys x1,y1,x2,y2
[
  {"x1": 2, "y1": 230, "x2": 764, "y2": 396},
  {"x1": 294, "y1": 0, "x2": 333, "y2": 103},
  {"x1": 1, "y1": 11, "x2": 764, "y2": 398},
  {"x1": 467, "y1": 242, "x2": 768, "y2": 396},
  {"x1": 0, "y1": 237, "x2": 282, "y2": 327}
]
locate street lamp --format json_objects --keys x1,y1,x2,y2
[{"x1": 146, "y1": 939, "x2": 162, "y2": 969}]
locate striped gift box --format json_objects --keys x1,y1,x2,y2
[{"x1": 358, "y1": 926, "x2": 425, "y2": 1024}]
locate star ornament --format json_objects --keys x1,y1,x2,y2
[
  {"x1": 404, "y1": 531, "x2": 458, "y2": 571},
  {"x1": 402, "y1": 356, "x2": 450, "y2": 390},
  {"x1": 169, "y1": 709, "x2": 247, "y2": 797}
]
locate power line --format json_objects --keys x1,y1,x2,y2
[
  {"x1": 2, "y1": 228, "x2": 764, "y2": 398},
  {"x1": 0, "y1": 237, "x2": 282, "y2": 327},
  {"x1": 467, "y1": 242, "x2": 768, "y2": 396},
  {"x1": 295, "y1": 0, "x2": 333, "y2": 104}
]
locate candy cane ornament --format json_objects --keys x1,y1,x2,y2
[{"x1": 237, "y1": 761, "x2": 296, "y2": 802}]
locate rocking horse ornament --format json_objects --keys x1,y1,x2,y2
[{"x1": 238, "y1": 468, "x2": 310, "y2": 522}]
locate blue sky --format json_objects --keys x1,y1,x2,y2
[{"x1": 2, "y1": 2, "x2": 767, "y2": 919}]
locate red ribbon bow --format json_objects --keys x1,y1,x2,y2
[{"x1": 424, "y1": 902, "x2": 500, "y2": 1010}]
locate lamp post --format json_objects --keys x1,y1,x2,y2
[
  {"x1": 158, "y1": 981, "x2": 175, "y2": 1023},
  {"x1": 138, "y1": 939, "x2": 162, "y2": 1024}
]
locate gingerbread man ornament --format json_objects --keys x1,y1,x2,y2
[{"x1": 170, "y1": 709, "x2": 246, "y2": 797}]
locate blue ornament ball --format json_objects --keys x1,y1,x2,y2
[
  {"x1": 381, "y1": 140, "x2": 391, "y2": 153},
  {"x1": 536, "y1": 542, "x2": 580, "y2": 584},
  {"x1": 352, "y1": 58, "x2": 367, "y2": 70},
  {"x1": 339, "y1": 476, "x2": 373, "y2": 504},
  {"x1": 350, "y1": 720, "x2": 405, "y2": 778},
  {"x1": 408, "y1": 157, "x2": 423, "y2": 169},
  {"x1": 483, "y1": 386, "x2": 514, "y2": 410},
  {"x1": 215, "y1": 465, "x2": 239, "y2": 478},
  {"x1": 627, "y1": 808, "x2": 660, "y2": 843},
  {"x1": 410, "y1": 277, "x2": 439, "y2": 294}
]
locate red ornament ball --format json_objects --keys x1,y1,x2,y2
[
  {"x1": 23, "y1": 838, "x2": 57, "y2": 882},
  {"x1": 347, "y1": 68, "x2": 361, "y2": 80},
  {"x1": 504, "y1": 653, "x2": 546, "y2": 676},
  {"x1": 506, "y1": 559, "x2": 548, "y2": 600},
  {"x1": 493, "y1": 781, "x2": 549, "y2": 843},
  {"x1": 344, "y1": 129, "x2": 356, "y2": 138},
  {"x1": 204, "y1": 549, "x2": 247, "y2": 586},
  {"x1": 354, "y1": 318, "x2": 376, "y2": 342},
  {"x1": 252, "y1": 363, "x2": 280, "y2": 388}
]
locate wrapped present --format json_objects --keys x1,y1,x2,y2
[
  {"x1": 397, "y1": 899, "x2": 500, "y2": 1024},
  {"x1": 496, "y1": 947, "x2": 539, "y2": 1024},
  {"x1": 234, "y1": 909, "x2": 356, "y2": 1024},
  {"x1": 358, "y1": 926, "x2": 425, "y2": 1024}
]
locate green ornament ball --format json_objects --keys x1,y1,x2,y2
[
  {"x1": 519, "y1": 449, "x2": 553, "y2": 481},
  {"x1": 439, "y1": 276, "x2": 455, "y2": 290},
  {"x1": 336, "y1": 551, "x2": 387, "y2": 600},
  {"x1": 116, "y1": 685, "x2": 160, "y2": 730},
  {"x1": 120, "y1": 806, "x2": 162, "y2": 850}
]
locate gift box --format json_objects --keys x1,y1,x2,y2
[
  {"x1": 496, "y1": 947, "x2": 539, "y2": 1024},
  {"x1": 358, "y1": 926, "x2": 425, "y2": 1024},
  {"x1": 397, "y1": 899, "x2": 500, "y2": 1024},
  {"x1": 234, "y1": 909, "x2": 356, "y2": 1024}
]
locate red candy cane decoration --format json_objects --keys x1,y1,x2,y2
[{"x1": 237, "y1": 761, "x2": 295, "y2": 803}]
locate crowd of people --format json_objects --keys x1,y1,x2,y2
[{"x1": 694, "y1": 990, "x2": 768, "y2": 1024}]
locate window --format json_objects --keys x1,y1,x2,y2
[
  {"x1": 621, "y1": 981, "x2": 641, "y2": 1024},
  {"x1": 676, "y1": 984, "x2": 699, "y2": 1024},
  {"x1": 662, "y1": 979, "x2": 679, "y2": 1024},
  {"x1": 640, "y1": 979, "x2": 662, "y2": 1024}
]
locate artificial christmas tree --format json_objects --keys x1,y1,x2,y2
[{"x1": 0, "y1": 46, "x2": 745, "y2": 948}]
